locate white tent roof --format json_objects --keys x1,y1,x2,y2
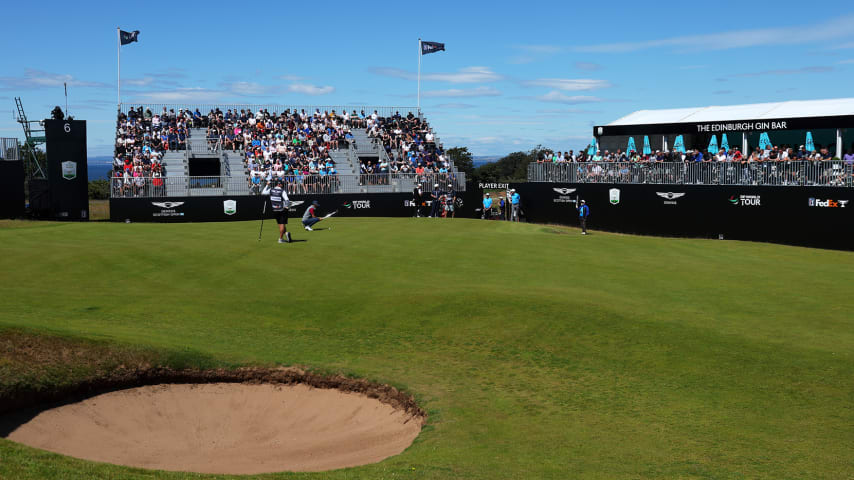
[{"x1": 608, "y1": 98, "x2": 854, "y2": 126}]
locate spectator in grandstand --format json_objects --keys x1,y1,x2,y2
[{"x1": 577, "y1": 199, "x2": 590, "y2": 235}]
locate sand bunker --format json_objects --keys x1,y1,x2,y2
[{"x1": 5, "y1": 383, "x2": 422, "y2": 474}]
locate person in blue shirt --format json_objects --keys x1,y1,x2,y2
[
  {"x1": 482, "y1": 193, "x2": 493, "y2": 219},
  {"x1": 510, "y1": 189, "x2": 521, "y2": 222},
  {"x1": 577, "y1": 199, "x2": 590, "y2": 235}
]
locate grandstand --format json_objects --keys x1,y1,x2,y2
[{"x1": 112, "y1": 105, "x2": 466, "y2": 198}]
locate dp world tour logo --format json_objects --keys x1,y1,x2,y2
[
  {"x1": 729, "y1": 194, "x2": 761, "y2": 206},
  {"x1": 346, "y1": 200, "x2": 371, "y2": 209}
]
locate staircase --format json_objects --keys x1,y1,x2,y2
[
  {"x1": 161, "y1": 151, "x2": 187, "y2": 177},
  {"x1": 224, "y1": 151, "x2": 250, "y2": 195}
]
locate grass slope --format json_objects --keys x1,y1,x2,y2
[{"x1": 0, "y1": 218, "x2": 852, "y2": 479}]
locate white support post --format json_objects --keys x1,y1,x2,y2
[
  {"x1": 742, "y1": 132, "x2": 748, "y2": 154},
  {"x1": 417, "y1": 38, "x2": 422, "y2": 114},
  {"x1": 662, "y1": 136, "x2": 668, "y2": 152},
  {"x1": 837, "y1": 128, "x2": 843, "y2": 159}
]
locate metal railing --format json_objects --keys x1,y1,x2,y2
[
  {"x1": 1, "y1": 138, "x2": 19, "y2": 161},
  {"x1": 120, "y1": 104, "x2": 418, "y2": 118},
  {"x1": 528, "y1": 161, "x2": 854, "y2": 187},
  {"x1": 111, "y1": 173, "x2": 466, "y2": 198}
]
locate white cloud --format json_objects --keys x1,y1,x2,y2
[
  {"x1": 574, "y1": 62, "x2": 601, "y2": 71},
  {"x1": 536, "y1": 91, "x2": 604, "y2": 104},
  {"x1": 288, "y1": 83, "x2": 334, "y2": 95},
  {"x1": 515, "y1": 45, "x2": 563, "y2": 54},
  {"x1": 839, "y1": 59, "x2": 854, "y2": 64},
  {"x1": 134, "y1": 88, "x2": 224, "y2": 103},
  {"x1": 433, "y1": 103, "x2": 477, "y2": 109},
  {"x1": 223, "y1": 81, "x2": 278, "y2": 95},
  {"x1": 524, "y1": 78, "x2": 611, "y2": 91},
  {"x1": 574, "y1": 15, "x2": 854, "y2": 53},
  {"x1": 371, "y1": 66, "x2": 503, "y2": 83},
  {"x1": 0, "y1": 69, "x2": 108, "y2": 90},
  {"x1": 420, "y1": 86, "x2": 501, "y2": 98},
  {"x1": 122, "y1": 77, "x2": 154, "y2": 87},
  {"x1": 733, "y1": 66, "x2": 834, "y2": 77},
  {"x1": 277, "y1": 74, "x2": 305, "y2": 81}
]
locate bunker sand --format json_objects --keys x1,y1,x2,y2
[{"x1": 6, "y1": 383, "x2": 422, "y2": 474}]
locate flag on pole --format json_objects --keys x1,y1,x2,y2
[
  {"x1": 721, "y1": 134, "x2": 729, "y2": 152},
  {"x1": 642, "y1": 135, "x2": 651, "y2": 155},
  {"x1": 421, "y1": 41, "x2": 445, "y2": 55},
  {"x1": 759, "y1": 132, "x2": 772, "y2": 150},
  {"x1": 119, "y1": 30, "x2": 140, "y2": 45},
  {"x1": 805, "y1": 131, "x2": 815, "y2": 152},
  {"x1": 627, "y1": 137, "x2": 636, "y2": 154},
  {"x1": 708, "y1": 135, "x2": 718, "y2": 154}
]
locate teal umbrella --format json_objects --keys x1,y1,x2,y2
[
  {"x1": 759, "y1": 132, "x2": 772, "y2": 150},
  {"x1": 627, "y1": 137, "x2": 636, "y2": 154},
  {"x1": 674, "y1": 135, "x2": 686, "y2": 153},
  {"x1": 643, "y1": 136, "x2": 651, "y2": 155},
  {"x1": 708, "y1": 135, "x2": 719, "y2": 154},
  {"x1": 806, "y1": 131, "x2": 815, "y2": 151},
  {"x1": 587, "y1": 137, "x2": 597, "y2": 155},
  {"x1": 721, "y1": 134, "x2": 729, "y2": 152}
]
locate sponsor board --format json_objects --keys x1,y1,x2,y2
[
  {"x1": 609, "y1": 188, "x2": 620, "y2": 205},
  {"x1": 287, "y1": 200, "x2": 305, "y2": 212},
  {"x1": 808, "y1": 198, "x2": 849, "y2": 208},
  {"x1": 223, "y1": 199, "x2": 237, "y2": 215},
  {"x1": 61, "y1": 161, "x2": 77, "y2": 180},
  {"x1": 656, "y1": 192, "x2": 686, "y2": 205},
  {"x1": 552, "y1": 187, "x2": 578, "y2": 204},
  {"x1": 478, "y1": 182, "x2": 509, "y2": 189},
  {"x1": 729, "y1": 194, "x2": 761, "y2": 206},
  {"x1": 405, "y1": 200, "x2": 434, "y2": 207},
  {"x1": 151, "y1": 201, "x2": 185, "y2": 217}
]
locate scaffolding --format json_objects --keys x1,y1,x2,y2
[{"x1": 14, "y1": 97, "x2": 47, "y2": 178}]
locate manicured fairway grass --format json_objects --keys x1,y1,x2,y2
[{"x1": 1, "y1": 218, "x2": 853, "y2": 479}]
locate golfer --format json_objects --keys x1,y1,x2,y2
[
  {"x1": 302, "y1": 200, "x2": 323, "y2": 231},
  {"x1": 269, "y1": 180, "x2": 292, "y2": 243},
  {"x1": 510, "y1": 188, "x2": 521, "y2": 222},
  {"x1": 412, "y1": 183, "x2": 423, "y2": 217},
  {"x1": 577, "y1": 199, "x2": 590, "y2": 235}
]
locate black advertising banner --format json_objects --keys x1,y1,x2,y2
[
  {"x1": 507, "y1": 183, "x2": 853, "y2": 250},
  {"x1": 0, "y1": 160, "x2": 25, "y2": 219},
  {"x1": 45, "y1": 119, "x2": 89, "y2": 220},
  {"x1": 111, "y1": 184, "x2": 853, "y2": 251}
]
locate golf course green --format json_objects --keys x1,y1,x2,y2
[{"x1": 1, "y1": 217, "x2": 852, "y2": 479}]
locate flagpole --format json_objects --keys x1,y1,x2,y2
[
  {"x1": 417, "y1": 38, "x2": 422, "y2": 113},
  {"x1": 117, "y1": 27, "x2": 121, "y2": 108}
]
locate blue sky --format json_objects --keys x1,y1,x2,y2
[{"x1": 1, "y1": 0, "x2": 854, "y2": 158}]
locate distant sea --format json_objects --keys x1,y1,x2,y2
[
  {"x1": 88, "y1": 156, "x2": 114, "y2": 181},
  {"x1": 472, "y1": 156, "x2": 501, "y2": 167}
]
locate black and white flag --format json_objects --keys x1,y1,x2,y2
[
  {"x1": 119, "y1": 30, "x2": 140, "y2": 45},
  {"x1": 421, "y1": 41, "x2": 445, "y2": 55}
]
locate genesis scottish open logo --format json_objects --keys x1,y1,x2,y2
[
  {"x1": 552, "y1": 187, "x2": 577, "y2": 204},
  {"x1": 152, "y1": 202, "x2": 184, "y2": 209},
  {"x1": 609, "y1": 188, "x2": 621, "y2": 205},
  {"x1": 729, "y1": 194, "x2": 761, "y2": 206},
  {"x1": 808, "y1": 198, "x2": 849, "y2": 208},
  {"x1": 287, "y1": 200, "x2": 305, "y2": 212},
  {"x1": 656, "y1": 192, "x2": 685, "y2": 205},
  {"x1": 223, "y1": 199, "x2": 237, "y2": 215},
  {"x1": 151, "y1": 201, "x2": 185, "y2": 217}
]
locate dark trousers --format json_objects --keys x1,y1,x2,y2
[{"x1": 580, "y1": 217, "x2": 587, "y2": 233}]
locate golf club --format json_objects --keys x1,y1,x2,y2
[{"x1": 257, "y1": 200, "x2": 266, "y2": 242}]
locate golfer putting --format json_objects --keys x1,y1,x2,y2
[{"x1": 302, "y1": 200, "x2": 337, "y2": 231}]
